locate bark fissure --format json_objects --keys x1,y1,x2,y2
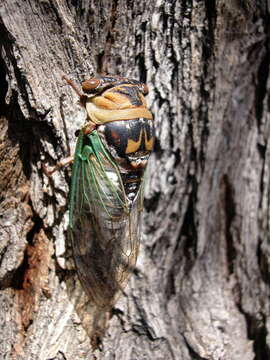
[
  {"x1": 0, "y1": 52, "x2": 8, "y2": 117},
  {"x1": 245, "y1": 312, "x2": 269, "y2": 360},
  {"x1": 222, "y1": 175, "x2": 237, "y2": 277},
  {"x1": 10, "y1": 250, "x2": 29, "y2": 291},
  {"x1": 254, "y1": 45, "x2": 270, "y2": 128},
  {"x1": 181, "y1": 188, "x2": 198, "y2": 272},
  {"x1": 184, "y1": 337, "x2": 208, "y2": 360},
  {"x1": 198, "y1": 1, "x2": 216, "y2": 170},
  {"x1": 97, "y1": 0, "x2": 119, "y2": 74},
  {"x1": 10, "y1": 203, "x2": 44, "y2": 292}
]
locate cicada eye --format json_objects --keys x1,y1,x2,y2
[
  {"x1": 141, "y1": 84, "x2": 149, "y2": 95},
  {"x1": 74, "y1": 129, "x2": 80, "y2": 137},
  {"x1": 81, "y1": 78, "x2": 100, "y2": 92}
]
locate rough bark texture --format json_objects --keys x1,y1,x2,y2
[{"x1": 0, "y1": 1, "x2": 270, "y2": 359}]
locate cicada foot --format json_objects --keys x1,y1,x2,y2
[
  {"x1": 90, "y1": 310, "x2": 111, "y2": 351},
  {"x1": 43, "y1": 155, "x2": 74, "y2": 176},
  {"x1": 91, "y1": 332, "x2": 103, "y2": 352}
]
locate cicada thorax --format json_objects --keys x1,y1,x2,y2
[
  {"x1": 68, "y1": 75, "x2": 154, "y2": 308},
  {"x1": 85, "y1": 78, "x2": 154, "y2": 203}
]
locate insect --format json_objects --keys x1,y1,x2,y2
[{"x1": 62, "y1": 74, "x2": 154, "y2": 308}]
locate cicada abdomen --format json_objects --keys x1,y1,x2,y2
[{"x1": 67, "y1": 75, "x2": 154, "y2": 308}]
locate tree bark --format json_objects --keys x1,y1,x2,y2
[{"x1": 0, "y1": 0, "x2": 270, "y2": 359}]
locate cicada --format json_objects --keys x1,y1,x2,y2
[{"x1": 63, "y1": 75, "x2": 154, "y2": 309}]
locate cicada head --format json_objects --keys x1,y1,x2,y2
[{"x1": 81, "y1": 75, "x2": 149, "y2": 96}]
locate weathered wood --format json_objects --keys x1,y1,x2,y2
[{"x1": 0, "y1": 0, "x2": 269, "y2": 359}]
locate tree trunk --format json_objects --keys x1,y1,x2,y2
[{"x1": 0, "y1": 1, "x2": 269, "y2": 359}]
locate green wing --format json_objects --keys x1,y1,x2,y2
[{"x1": 69, "y1": 130, "x2": 142, "y2": 308}]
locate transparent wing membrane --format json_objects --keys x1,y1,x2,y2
[{"x1": 69, "y1": 131, "x2": 142, "y2": 308}]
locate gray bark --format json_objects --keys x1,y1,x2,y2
[{"x1": 0, "y1": 0, "x2": 269, "y2": 359}]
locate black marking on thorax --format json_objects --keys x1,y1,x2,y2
[{"x1": 112, "y1": 86, "x2": 143, "y2": 106}]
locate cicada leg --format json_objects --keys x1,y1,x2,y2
[
  {"x1": 62, "y1": 74, "x2": 88, "y2": 106},
  {"x1": 62, "y1": 75, "x2": 83, "y2": 97},
  {"x1": 83, "y1": 122, "x2": 96, "y2": 135},
  {"x1": 43, "y1": 155, "x2": 74, "y2": 176}
]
